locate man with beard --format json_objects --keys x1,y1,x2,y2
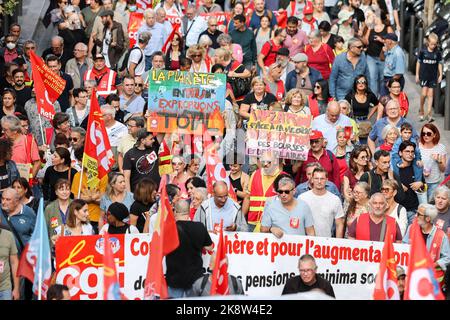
[
  {"x1": 276, "y1": 48, "x2": 295, "y2": 85},
  {"x1": 284, "y1": 16, "x2": 309, "y2": 58},
  {"x1": 402, "y1": 204, "x2": 450, "y2": 286},
  {"x1": 123, "y1": 129, "x2": 164, "y2": 193},
  {"x1": 285, "y1": 53, "x2": 322, "y2": 94},
  {"x1": 257, "y1": 28, "x2": 287, "y2": 78},
  {"x1": 117, "y1": 116, "x2": 145, "y2": 172},
  {"x1": 243, "y1": 151, "x2": 284, "y2": 231},
  {"x1": 94, "y1": 10, "x2": 125, "y2": 71},
  {"x1": 11, "y1": 69, "x2": 31, "y2": 109},
  {"x1": 348, "y1": 193, "x2": 402, "y2": 242}
]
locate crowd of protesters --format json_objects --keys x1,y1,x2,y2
[{"x1": 0, "y1": 0, "x2": 449, "y2": 300}]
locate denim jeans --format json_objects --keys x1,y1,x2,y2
[
  {"x1": 0, "y1": 290, "x2": 12, "y2": 300},
  {"x1": 406, "y1": 210, "x2": 416, "y2": 227},
  {"x1": 145, "y1": 55, "x2": 152, "y2": 71},
  {"x1": 366, "y1": 55, "x2": 384, "y2": 97},
  {"x1": 168, "y1": 286, "x2": 193, "y2": 299}
]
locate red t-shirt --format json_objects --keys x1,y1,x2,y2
[
  {"x1": 304, "y1": 43, "x2": 335, "y2": 80},
  {"x1": 261, "y1": 40, "x2": 282, "y2": 68}
]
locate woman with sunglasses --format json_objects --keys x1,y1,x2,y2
[
  {"x1": 187, "y1": 45, "x2": 211, "y2": 73},
  {"x1": 306, "y1": 79, "x2": 331, "y2": 118},
  {"x1": 381, "y1": 179, "x2": 408, "y2": 237},
  {"x1": 343, "y1": 181, "x2": 370, "y2": 238},
  {"x1": 99, "y1": 172, "x2": 134, "y2": 230},
  {"x1": 166, "y1": 155, "x2": 190, "y2": 199},
  {"x1": 345, "y1": 75, "x2": 383, "y2": 122},
  {"x1": 165, "y1": 32, "x2": 185, "y2": 70},
  {"x1": 342, "y1": 146, "x2": 370, "y2": 203},
  {"x1": 419, "y1": 123, "x2": 447, "y2": 202}
]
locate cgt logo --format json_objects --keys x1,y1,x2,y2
[{"x1": 56, "y1": 265, "x2": 125, "y2": 300}]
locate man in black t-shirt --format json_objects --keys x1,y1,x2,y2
[
  {"x1": 282, "y1": 254, "x2": 335, "y2": 297},
  {"x1": 123, "y1": 129, "x2": 163, "y2": 193},
  {"x1": 165, "y1": 200, "x2": 213, "y2": 299}
]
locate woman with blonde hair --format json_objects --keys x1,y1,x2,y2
[
  {"x1": 239, "y1": 76, "x2": 277, "y2": 120},
  {"x1": 284, "y1": 89, "x2": 311, "y2": 115},
  {"x1": 187, "y1": 44, "x2": 211, "y2": 73}
]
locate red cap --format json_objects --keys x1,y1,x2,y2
[
  {"x1": 310, "y1": 130, "x2": 323, "y2": 140},
  {"x1": 303, "y1": 1, "x2": 314, "y2": 14}
]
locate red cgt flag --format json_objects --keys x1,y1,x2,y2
[
  {"x1": 29, "y1": 50, "x2": 66, "y2": 120},
  {"x1": 82, "y1": 90, "x2": 115, "y2": 188},
  {"x1": 144, "y1": 179, "x2": 180, "y2": 300},
  {"x1": 103, "y1": 233, "x2": 121, "y2": 300},
  {"x1": 210, "y1": 219, "x2": 229, "y2": 295},
  {"x1": 404, "y1": 221, "x2": 445, "y2": 300},
  {"x1": 373, "y1": 224, "x2": 400, "y2": 300}
]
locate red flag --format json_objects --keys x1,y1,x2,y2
[
  {"x1": 205, "y1": 143, "x2": 238, "y2": 201},
  {"x1": 373, "y1": 224, "x2": 400, "y2": 300},
  {"x1": 128, "y1": 12, "x2": 144, "y2": 48},
  {"x1": 210, "y1": 220, "x2": 229, "y2": 295},
  {"x1": 162, "y1": 24, "x2": 181, "y2": 54},
  {"x1": 103, "y1": 233, "x2": 121, "y2": 300},
  {"x1": 273, "y1": 11, "x2": 288, "y2": 28},
  {"x1": 404, "y1": 221, "x2": 445, "y2": 300},
  {"x1": 144, "y1": 179, "x2": 180, "y2": 300},
  {"x1": 29, "y1": 50, "x2": 66, "y2": 120},
  {"x1": 82, "y1": 90, "x2": 115, "y2": 188}
]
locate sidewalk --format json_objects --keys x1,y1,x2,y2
[{"x1": 403, "y1": 71, "x2": 450, "y2": 147}]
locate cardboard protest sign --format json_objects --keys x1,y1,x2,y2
[
  {"x1": 147, "y1": 70, "x2": 226, "y2": 135},
  {"x1": 246, "y1": 110, "x2": 313, "y2": 160}
]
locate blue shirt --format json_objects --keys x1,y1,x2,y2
[
  {"x1": 261, "y1": 197, "x2": 314, "y2": 235},
  {"x1": 0, "y1": 205, "x2": 36, "y2": 253},
  {"x1": 369, "y1": 117, "x2": 419, "y2": 146},
  {"x1": 383, "y1": 45, "x2": 406, "y2": 77},
  {"x1": 402, "y1": 225, "x2": 450, "y2": 270},
  {"x1": 119, "y1": 95, "x2": 146, "y2": 114},
  {"x1": 391, "y1": 136, "x2": 423, "y2": 181},
  {"x1": 137, "y1": 22, "x2": 167, "y2": 56},
  {"x1": 294, "y1": 181, "x2": 342, "y2": 202},
  {"x1": 329, "y1": 51, "x2": 370, "y2": 100}
]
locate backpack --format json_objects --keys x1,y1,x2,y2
[{"x1": 118, "y1": 46, "x2": 143, "y2": 73}]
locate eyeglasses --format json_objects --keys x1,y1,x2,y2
[
  {"x1": 277, "y1": 188, "x2": 294, "y2": 194},
  {"x1": 416, "y1": 211, "x2": 426, "y2": 217},
  {"x1": 356, "y1": 80, "x2": 366, "y2": 84},
  {"x1": 69, "y1": 137, "x2": 78, "y2": 142},
  {"x1": 310, "y1": 139, "x2": 321, "y2": 144},
  {"x1": 25, "y1": 46, "x2": 36, "y2": 50},
  {"x1": 380, "y1": 188, "x2": 392, "y2": 193},
  {"x1": 299, "y1": 268, "x2": 315, "y2": 274},
  {"x1": 421, "y1": 131, "x2": 433, "y2": 137}
]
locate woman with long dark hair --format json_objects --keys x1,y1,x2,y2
[
  {"x1": 164, "y1": 32, "x2": 185, "y2": 70},
  {"x1": 306, "y1": 79, "x2": 331, "y2": 118},
  {"x1": 12, "y1": 177, "x2": 39, "y2": 213},
  {"x1": 342, "y1": 145, "x2": 371, "y2": 202},
  {"x1": 129, "y1": 178, "x2": 157, "y2": 233},
  {"x1": 52, "y1": 199, "x2": 94, "y2": 242}
]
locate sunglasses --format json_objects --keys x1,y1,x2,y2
[
  {"x1": 421, "y1": 131, "x2": 433, "y2": 137},
  {"x1": 301, "y1": 78, "x2": 306, "y2": 87},
  {"x1": 191, "y1": 54, "x2": 202, "y2": 57},
  {"x1": 314, "y1": 85, "x2": 321, "y2": 89},
  {"x1": 380, "y1": 188, "x2": 392, "y2": 193},
  {"x1": 277, "y1": 188, "x2": 294, "y2": 194},
  {"x1": 69, "y1": 137, "x2": 79, "y2": 142},
  {"x1": 135, "y1": 84, "x2": 144, "y2": 87},
  {"x1": 353, "y1": 45, "x2": 363, "y2": 49},
  {"x1": 356, "y1": 80, "x2": 366, "y2": 84}
]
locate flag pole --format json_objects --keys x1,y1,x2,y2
[
  {"x1": 38, "y1": 114, "x2": 46, "y2": 146},
  {"x1": 37, "y1": 199, "x2": 44, "y2": 300},
  {"x1": 77, "y1": 153, "x2": 85, "y2": 199}
]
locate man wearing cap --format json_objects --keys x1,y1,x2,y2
[
  {"x1": 285, "y1": 16, "x2": 309, "y2": 58},
  {"x1": 286, "y1": 53, "x2": 323, "y2": 99},
  {"x1": 276, "y1": 47, "x2": 295, "y2": 84},
  {"x1": 99, "y1": 202, "x2": 139, "y2": 234},
  {"x1": 92, "y1": 10, "x2": 126, "y2": 70},
  {"x1": 84, "y1": 53, "x2": 122, "y2": 102},
  {"x1": 329, "y1": 37, "x2": 370, "y2": 100},
  {"x1": 294, "y1": 130, "x2": 341, "y2": 190},
  {"x1": 403, "y1": 203, "x2": 450, "y2": 287},
  {"x1": 300, "y1": 1, "x2": 318, "y2": 35},
  {"x1": 126, "y1": 32, "x2": 150, "y2": 78},
  {"x1": 312, "y1": 101, "x2": 353, "y2": 151},
  {"x1": 380, "y1": 33, "x2": 406, "y2": 96}
]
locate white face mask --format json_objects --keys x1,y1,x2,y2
[{"x1": 6, "y1": 43, "x2": 16, "y2": 50}]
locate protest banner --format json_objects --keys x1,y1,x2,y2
[
  {"x1": 147, "y1": 70, "x2": 226, "y2": 135},
  {"x1": 55, "y1": 233, "x2": 410, "y2": 300},
  {"x1": 128, "y1": 12, "x2": 144, "y2": 48},
  {"x1": 246, "y1": 110, "x2": 313, "y2": 161}
]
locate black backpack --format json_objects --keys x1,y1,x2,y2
[{"x1": 119, "y1": 47, "x2": 143, "y2": 73}]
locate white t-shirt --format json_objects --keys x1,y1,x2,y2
[
  {"x1": 420, "y1": 143, "x2": 447, "y2": 184},
  {"x1": 298, "y1": 190, "x2": 345, "y2": 237},
  {"x1": 387, "y1": 203, "x2": 408, "y2": 237},
  {"x1": 103, "y1": 29, "x2": 112, "y2": 68},
  {"x1": 106, "y1": 121, "x2": 128, "y2": 147},
  {"x1": 127, "y1": 46, "x2": 146, "y2": 76}
]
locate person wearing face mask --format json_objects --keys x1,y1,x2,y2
[
  {"x1": 242, "y1": 151, "x2": 285, "y2": 231},
  {"x1": 0, "y1": 35, "x2": 23, "y2": 76},
  {"x1": 348, "y1": 193, "x2": 402, "y2": 242},
  {"x1": 402, "y1": 204, "x2": 450, "y2": 287}
]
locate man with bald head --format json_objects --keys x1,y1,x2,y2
[
  {"x1": 347, "y1": 193, "x2": 402, "y2": 242},
  {"x1": 312, "y1": 101, "x2": 353, "y2": 151},
  {"x1": 41, "y1": 36, "x2": 71, "y2": 70},
  {"x1": 194, "y1": 181, "x2": 247, "y2": 232},
  {"x1": 198, "y1": 16, "x2": 223, "y2": 49},
  {"x1": 0, "y1": 188, "x2": 36, "y2": 254},
  {"x1": 65, "y1": 42, "x2": 93, "y2": 89}
]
